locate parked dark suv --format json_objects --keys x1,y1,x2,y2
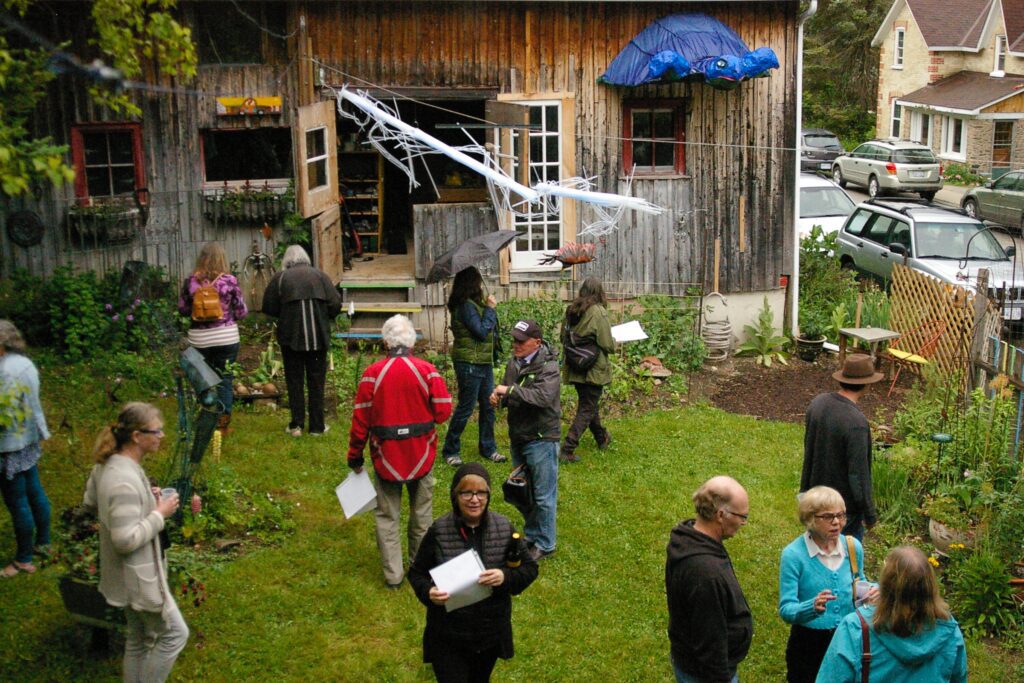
[{"x1": 800, "y1": 128, "x2": 844, "y2": 173}]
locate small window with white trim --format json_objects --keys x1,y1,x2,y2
[
  {"x1": 909, "y1": 111, "x2": 931, "y2": 146},
  {"x1": 893, "y1": 28, "x2": 905, "y2": 67},
  {"x1": 891, "y1": 102, "x2": 902, "y2": 138},
  {"x1": 941, "y1": 116, "x2": 965, "y2": 159},
  {"x1": 994, "y1": 35, "x2": 1007, "y2": 75},
  {"x1": 305, "y1": 127, "x2": 328, "y2": 190}
]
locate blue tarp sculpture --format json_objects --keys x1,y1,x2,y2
[{"x1": 599, "y1": 13, "x2": 779, "y2": 90}]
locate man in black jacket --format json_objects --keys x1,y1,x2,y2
[
  {"x1": 800, "y1": 353, "x2": 883, "y2": 540},
  {"x1": 490, "y1": 320, "x2": 561, "y2": 562},
  {"x1": 666, "y1": 476, "x2": 752, "y2": 683}
]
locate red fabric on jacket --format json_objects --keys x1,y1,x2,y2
[{"x1": 347, "y1": 351, "x2": 453, "y2": 481}]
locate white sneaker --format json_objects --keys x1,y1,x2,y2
[
  {"x1": 287, "y1": 426, "x2": 302, "y2": 438},
  {"x1": 310, "y1": 425, "x2": 331, "y2": 437}
]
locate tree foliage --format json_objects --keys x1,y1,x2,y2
[
  {"x1": 0, "y1": 0, "x2": 196, "y2": 196},
  {"x1": 804, "y1": 0, "x2": 892, "y2": 147}
]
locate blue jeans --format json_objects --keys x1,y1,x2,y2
[
  {"x1": 442, "y1": 362, "x2": 497, "y2": 458},
  {"x1": 510, "y1": 440, "x2": 558, "y2": 552},
  {"x1": 843, "y1": 512, "x2": 865, "y2": 541},
  {"x1": 0, "y1": 465, "x2": 51, "y2": 564},
  {"x1": 672, "y1": 657, "x2": 738, "y2": 683},
  {"x1": 197, "y1": 343, "x2": 240, "y2": 415}
]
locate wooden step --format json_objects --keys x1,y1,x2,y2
[
  {"x1": 334, "y1": 328, "x2": 424, "y2": 341},
  {"x1": 347, "y1": 302, "x2": 422, "y2": 314},
  {"x1": 338, "y1": 280, "x2": 416, "y2": 289}
]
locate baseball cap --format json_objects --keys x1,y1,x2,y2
[{"x1": 511, "y1": 319, "x2": 542, "y2": 341}]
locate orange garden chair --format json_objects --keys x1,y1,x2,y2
[{"x1": 881, "y1": 319, "x2": 947, "y2": 396}]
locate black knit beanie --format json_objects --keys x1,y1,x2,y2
[{"x1": 450, "y1": 462, "x2": 492, "y2": 516}]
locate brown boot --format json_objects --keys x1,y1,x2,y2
[{"x1": 217, "y1": 413, "x2": 232, "y2": 436}]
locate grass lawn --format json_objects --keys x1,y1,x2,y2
[{"x1": 0, "y1": 371, "x2": 1019, "y2": 681}]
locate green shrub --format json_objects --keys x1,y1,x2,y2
[
  {"x1": 872, "y1": 448, "x2": 926, "y2": 534},
  {"x1": 942, "y1": 162, "x2": 986, "y2": 186},
  {"x1": 622, "y1": 294, "x2": 705, "y2": 371},
  {"x1": 495, "y1": 289, "x2": 566, "y2": 354},
  {"x1": 945, "y1": 549, "x2": 1020, "y2": 636},
  {"x1": 799, "y1": 226, "x2": 857, "y2": 342}
]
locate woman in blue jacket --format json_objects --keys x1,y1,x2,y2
[
  {"x1": 816, "y1": 546, "x2": 967, "y2": 683},
  {"x1": 0, "y1": 320, "x2": 50, "y2": 578},
  {"x1": 779, "y1": 486, "x2": 875, "y2": 682}
]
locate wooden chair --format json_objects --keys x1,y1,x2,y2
[{"x1": 881, "y1": 319, "x2": 947, "y2": 396}]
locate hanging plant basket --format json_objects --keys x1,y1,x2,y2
[
  {"x1": 203, "y1": 190, "x2": 290, "y2": 226},
  {"x1": 67, "y1": 205, "x2": 144, "y2": 246}
]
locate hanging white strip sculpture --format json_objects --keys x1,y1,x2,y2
[{"x1": 330, "y1": 87, "x2": 663, "y2": 233}]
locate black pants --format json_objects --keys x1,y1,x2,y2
[
  {"x1": 563, "y1": 383, "x2": 608, "y2": 453},
  {"x1": 430, "y1": 645, "x2": 500, "y2": 683},
  {"x1": 785, "y1": 623, "x2": 836, "y2": 683},
  {"x1": 281, "y1": 345, "x2": 328, "y2": 433}
]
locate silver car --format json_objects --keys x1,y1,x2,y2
[
  {"x1": 836, "y1": 200, "x2": 1024, "y2": 321},
  {"x1": 831, "y1": 140, "x2": 943, "y2": 201},
  {"x1": 961, "y1": 170, "x2": 1024, "y2": 230}
]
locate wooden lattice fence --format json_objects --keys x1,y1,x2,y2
[{"x1": 889, "y1": 264, "x2": 1001, "y2": 377}]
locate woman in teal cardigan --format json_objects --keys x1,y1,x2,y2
[{"x1": 778, "y1": 486, "x2": 876, "y2": 683}]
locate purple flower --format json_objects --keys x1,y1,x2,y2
[
  {"x1": 133, "y1": 298, "x2": 141, "y2": 307},
  {"x1": 104, "y1": 303, "x2": 113, "y2": 312},
  {"x1": 112, "y1": 314, "x2": 120, "y2": 322},
  {"x1": 126, "y1": 314, "x2": 134, "y2": 322}
]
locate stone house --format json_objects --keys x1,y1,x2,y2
[{"x1": 872, "y1": 0, "x2": 1024, "y2": 177}]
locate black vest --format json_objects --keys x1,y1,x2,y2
[{"x1": 432, "y1": 512, "x2": 513, "y2": 569}]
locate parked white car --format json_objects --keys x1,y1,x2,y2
[{"x1": 799, "y1": 173, "x2": 856, "y2": 238}]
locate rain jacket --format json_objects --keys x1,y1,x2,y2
[
  {"x1": 666, "y1": 519, "x2": 753, "y2": 682},
  {"x1": 560, "y1": 303, "x2": 615, "y2": 386},
  {"x1": 815, "y1": 605, "x2": 967, "y2": 683},
  {"x1": 499, "y1": 342, "x2": 561, "y2": 446}
]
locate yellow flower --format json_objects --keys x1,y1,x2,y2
[
  {"x1": 949, "y1": 543, "x2": 965, "y2": 550},
  {"x1": 928, "y1": 556, "x2": 940, "y2": 568}
]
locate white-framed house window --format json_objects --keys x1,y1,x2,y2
[
  {"x1": 993, "y1": 34, "x2": 1007, "y2": 76},
  {"x1": 909, "y1": 111, "x2": 932, "y2": 146},
  {"x1": 508, "y1": 100, "x2": 563, "y2": 271},
  {"x1": 893, "y1": 28, "x2": 905, "y2": 68},
  {"x1": 304, "y1": 127, "x2": 329, "y2": 190},
  {"x1": 941, "y1": 116, "x2": 965, "y2": 160},
  {"x1": 891, "y1": 102, "x2": 903, "y2": 139}
]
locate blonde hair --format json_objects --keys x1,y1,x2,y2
[
  {"x1": 92, "y1": 402, "x2": 162, "y2": 463},
  {"x1": 798, "y1": 486, "x2": 846, "y2": 528},
  {"x1": 194, "y1": 242, "x2": 229, "y2": 281},
  {"x1": 874, "y1": 546, "x2": 951, "y2": 637}
]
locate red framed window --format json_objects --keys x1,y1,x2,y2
[
  {"x1": 622, "y1": 101, "x2": 686, "y2": 175},
  {"x1": 70, "y1": 123, "x2": 145, "y2": 202}
]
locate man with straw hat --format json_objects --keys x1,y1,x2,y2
[{"x1": 800, "y1": 354, "x2": 883, "y2": 541}]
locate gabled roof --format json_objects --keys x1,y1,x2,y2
[
  {"x1": 872, "y1": 0, "x2": 1006, "y2": 51},
  {"x1": 896, "y1": 70, "x2": 1024, "y2": 114}
]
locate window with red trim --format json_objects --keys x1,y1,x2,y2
[
  {"x1": 622, "y1": 101, "x2": 686, "y2": 175},
  {"x1": 70, "y1": 124, "x2": 145, "y2": 202}
]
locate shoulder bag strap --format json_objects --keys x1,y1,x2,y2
[
  {"x1": 847, "y1": 535, "x2": 859, "y2": 606},
  {"x1": 857, "y1": 609, "x2": 871, "y2": 683}
]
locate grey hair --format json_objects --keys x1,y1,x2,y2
[
  {"x1": 798, "y1": 486, "x2": 846, "y2": 529},
  {"x1": 282, "y1": 245, "x2": 311, "y2": 269},
  {"x1": 0, "y1": 320, "x2": 27, "y2": 354},
  {"x1": 382, "y1": 315, "x2": 417, "y2": 349}
]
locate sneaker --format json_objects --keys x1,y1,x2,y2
[
  {"x1": 559, "y1": 449, "x2": 580, "y2": 463},
  {"x1": 287, "y1": 426, "x2": 302, "y2": 438},
  {"x1": 385, "y1": 579, "x2": 403, "y2": 590},
  {"x1": 526, "y1": 545, "x2": 555, "y2": 562},
  {"x1": 445, "y1": 455, "x2": 463, "y2": 466},
  {"x1": 309, "y1": 425, "x2": 331, "y2": 437},
  {"x1": 484, "y1": 452, "x2": 507, "y2": 463},
  {"x1": 598, "y1": 433, "x2": 613, "y2": 450}
]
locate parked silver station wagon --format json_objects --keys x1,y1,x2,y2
[
  {"x1": 836, "y1": 199, "x2": 1024, "y2": 322},
  {"x1": 831, "y1": 139, "x2": 943, "y2": 201},
  {"x1": 962, "y1": 170, "x2": 1024, "y2": 231}
]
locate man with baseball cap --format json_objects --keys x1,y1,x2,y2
[
  {"x1": 490, "y1": 319, "x2": 561, "y2": 561},
  {"x1": 800, "y1": 354, "x2": 883, "y2": 541}
]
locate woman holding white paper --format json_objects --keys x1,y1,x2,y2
[{"x1": 409, "y1": 463, "x2": 538, "y2": 682}]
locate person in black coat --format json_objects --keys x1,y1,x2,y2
[
  {"x1": 409, "y1": 463, "x2": 538, "y2": 683},
  {"x1": 261, "y1": 245, "x2": 342, "y2": 437}
]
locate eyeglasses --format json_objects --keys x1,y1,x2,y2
[
  {"x1": 723, "y1": 508, "x2": 749, "y2": 521},
  {"x1": 138, "y1": 428, "x2": 164, "y2": 435},
  {"x1": 457, "y1": 490, "x2": 490, "y2": 501},
  {"x1": 814, "y1": 512, "x2": 848, "y2": 523}
]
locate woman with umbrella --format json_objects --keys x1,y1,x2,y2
[{"x1": 441, "y1": 267, "x2": 506, "y2": 466}]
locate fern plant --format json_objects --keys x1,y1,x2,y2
[{"x1": 736, "y1": 297, "x2": 790, "y2": 367}]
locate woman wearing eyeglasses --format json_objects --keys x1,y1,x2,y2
[
  {"x1": 83, "y1": 403, "x2": 188, "y2": 682},
  {"x1": 778, "y1": 486, "x2": 876, "y2": 683},
  {"x1": 409, "y1": 463, "x2": 538, "y2": 682}
]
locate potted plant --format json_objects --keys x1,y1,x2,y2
[
  {"x1": 796, "y1": 307, "x2": 829, "y2": 362},
  {"x1": 67, "y1": 201, "x2": 143, "y2": 245},
  {"x1": 52, "y1": 506, "x2": 125, "y2": 629},
  {"x1": 921, "y1": 493, "x2": 976, "y2": 556}
]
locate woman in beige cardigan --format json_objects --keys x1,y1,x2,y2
[{"x1": 84, "y1": 402, "x2": 188, "y2": 683}]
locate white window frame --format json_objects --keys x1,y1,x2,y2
[
  {"x1": 891, "y1": 102, "x2": 903, "y2": 139},
  {"x1": 993, "y1": 34, "x2": 1007, "y2": 76},
  {"x1": 304, "y1": 126, "x2": 329, "y2": 191},
  {"x1": 505, "y1": 99, "x2": 564, "y2": 272},
  {"x1": 941, "y1": 116, "x2": 966, "y2": 160},
  {"x1": 909, "y1": 111, "x2": 932, "y2": 147},
  {"x1": 893, "y1": 28, "x2": 905, "y2": 68}
]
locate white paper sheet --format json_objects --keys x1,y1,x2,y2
[
  {"x1": 335, "y1": 469, "x2": 377, "y2": 519},
  {"x1": 429, "y1": 549, "x2": 492, "y2": 612},
  {"x1": 611, "y1": 320, "x2": 648, "y2": 343}
]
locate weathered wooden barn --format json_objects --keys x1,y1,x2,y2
[{"x1": 0, "y1": 1, "x2": 805, "y2": 337}]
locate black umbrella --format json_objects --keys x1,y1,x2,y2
[{"x1": 426, "y1": 230, "x2": 518, "y2": 283}]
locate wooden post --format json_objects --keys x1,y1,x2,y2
[
  {"x1": 738, "y1": 197, "x2": 746, "y2": 253},
  {"x1": 855, "y1": 293, "x2": 863, "y2": 328},
  {"x1": 969, "y1": 269, "x2": 991, "y2": 390},
  {"x1": 713, "y1": 238, "x2": 721, "y2": 293}
]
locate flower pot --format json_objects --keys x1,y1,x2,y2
[
  {"x1": 927, "y1": 518, "x2": 975, "y2": 557},
  {"x1": 795, "y1": 335, "x2": 827, "y2": 362},
  {"x1": 58, "y1": 575, "x2": 124, "y2": 629}
]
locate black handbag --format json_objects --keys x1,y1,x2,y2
[
  {"x1": 563, "y1": 324, "x2": 600, "y2": 372},
  {"x1": 502, "y1": 464, "x2": 534, "y2": 516}
]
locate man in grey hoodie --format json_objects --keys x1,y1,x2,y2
[{"x1": 666, "y1": 476, "x2": 753, "y2": 683}]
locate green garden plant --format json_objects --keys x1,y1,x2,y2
[
  {"x1": 944, "y1": 548, "x2": 1021, "y2": 637},
  {"x1": 622, "y1": 293, "x2": 705, "y2": 371},
  {"x1": 736, "y1": 297, "x2": 789, "y2": 367}
]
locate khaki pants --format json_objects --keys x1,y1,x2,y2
[
  {"x1": 123, "y1": 598, "x2": 189, "y2": 683},
  {"x1": 373, "y1": 469, "x2": 434, "y2": 585}
]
